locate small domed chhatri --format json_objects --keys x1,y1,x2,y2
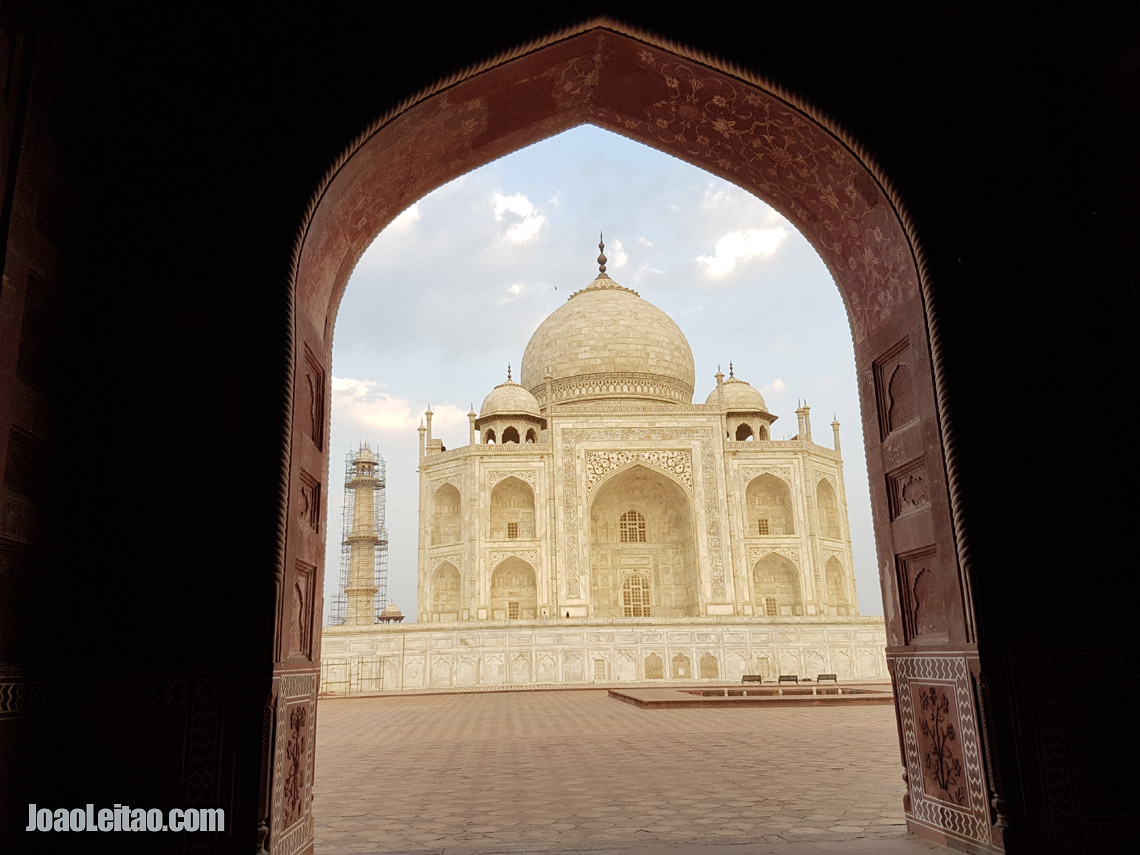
[
  {"x1": 706, "y1": 363, "x2": 776, "y2": 442},
  {"x1": 478, "y1": 366, "x2": 541, "y2": 419},
  {"x1": 323, "y1": 239, "x2": 888, "y2": 694}
]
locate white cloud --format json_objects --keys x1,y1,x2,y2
[
  {"x1": 631, "y1": 265, "x2": 665, "y2": 285},
  {"x1": 387, "y1": 203, "x2": 421, "y2": 233},
  {"x1": 699, "y1": 185, "x2": 735, "y2": 212},
  {"x1": 696, "y1": 227, "x2": 790, "y2": 277},
  {"x1": 760, "y1": 378, "x2": 787, "y2": 395},
  {"x1": 497, "y1": 281, "x2": 527, "y2": 306},
  {"x1": 492, "y1": 192, "x2": 545, "y2": 243},
  {"x1": 609, "y1": 239, "x2": 629, "y2": 269},
  {"x1": 332, "y1": 376, "x2": 466, "y2": 434}
]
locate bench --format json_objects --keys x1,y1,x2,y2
[
  {"x1": 817, "y1": 673, "x2": 838, "y2": 683},
  {"x1": 778, "y1": 674, "x2": 799, "y2": 684},
  {"x1": 741, "y1": 674, "x2": 763, "y2": 684}
]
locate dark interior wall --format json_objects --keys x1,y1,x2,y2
[{"x1": 1, "y1": 3, "x2": 1137, "y2": 852}]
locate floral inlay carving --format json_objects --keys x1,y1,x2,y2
[
  {"x1": 748, "y1": 545, "x2": 800, "y2": 566},
  {"x1": 429, "y1": 554, "x2": 461, "y2": 571},
  {"x1": 740, "y1": 466, "x2": 792, "y2": 484},
  {"x1": 894, "y1": 657, "x2": 987, "y2": 842},
  {"x1": 488, "y1": 550, "x2": 539, "y2": 568},
  {"x1": 919, "y1": 686, "x2": 966, "y2": 805},
  {"x1": 585, "y1": 449, "x2": 693, "y2": 492},
  {"x1": 486, "y1": 469, "x2": 537, "y2": 488},
  {"x1": 281, "y1": 706, "x2": 307, "y2": 828}
]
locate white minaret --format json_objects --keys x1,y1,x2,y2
[{"x1": 342, "y1": 443, "x2": 385, "y2": 625}]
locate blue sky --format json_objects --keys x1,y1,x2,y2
[{"x1": 326, "y1": 125, "x2": 881, "y2": 621}]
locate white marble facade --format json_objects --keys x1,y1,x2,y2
[
  {"x1": 320, "y1": 618, "x2": 888, "y2": 692},
  {"x1": 322, "y1": 249, "x2": 888, "y2": 691}
]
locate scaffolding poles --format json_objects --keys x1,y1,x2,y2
[{"x1": 328, "y1": 442, "x2": 389, "y2": 625}]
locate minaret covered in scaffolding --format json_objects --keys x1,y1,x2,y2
[{"x1": 329, "y1": 442, "x2": 388, "y2": 625}]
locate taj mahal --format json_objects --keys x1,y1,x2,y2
[{"x1": 320, "y1": 243, "x2": 888, "y2": 692}]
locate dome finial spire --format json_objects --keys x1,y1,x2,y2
[
  {"x1": 597, "y1": 231, "x2": 607, "y2": 274},
  {"x1": 728, "y1": 362, "x2": 734, "y2": 378},
  {"x1": 507, "y1": 363, "x2": 512, "y2": 382}
]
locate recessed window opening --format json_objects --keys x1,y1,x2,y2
[
  {"x1": 619, "y1": 509, "x2": 646, "y2": 543},
  {"x1": 623, "y1": 573, "x2": 651, "y2": 617}
]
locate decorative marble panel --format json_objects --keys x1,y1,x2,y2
[
  {"x1": 486, "y1": 469, "x2": 537, "y2": 488},
  {"x1": 747, "y1": 545, "x2": 800, "y2": 566},
  {"x1": 487, "y1": 550, "x2": 539, "y2": 567},
  {"x1": 429, "y1": 553, "x2": 462, "y2": 570},
  {"x1": 740, "y1": 465, "x2": 792, "y2": 484},
  {"x1": 585, "y1": 449, "x2": 693, "y2": 492}
]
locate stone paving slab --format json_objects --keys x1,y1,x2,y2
[{"x1": 313, "y1": 690, "x2": 951, "y2": 855}]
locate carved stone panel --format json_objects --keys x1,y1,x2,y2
[
  {"x1": 271, "y1": 671, "x2": 318, "y2": 855},
  {"x1": 897, "y1": 547, "x2": 948, "y2": 643},
  {"x1": 291, "y1": 561, "x2": 315, "y2": 659},
  {"x1": 298, "y1": 471, "x2": 321, "y2": 532},
  {"x1": 486, "y1": 469, "x2": 537, "y2": 488},
  {"x1": 887, "y1": 457, "x2": 930, "y2": 520},
  {"x1": 893, "y1": 655, "x2": 990, "y2": 846},
  {"x1": 873, "y1": 338, "x2": 918, "y2": 439},
  {"x1": 585, "y1": 449, "x2": 693, "y2": 492},
  {"x1": 303, "y1": 346, "x2": 325, "y2": 450}
]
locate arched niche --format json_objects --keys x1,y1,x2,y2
[
  {"x1": 525, "y1": 428, "x2": 537, "y2": 443},
  {"x1": 745, "y1": 474, "x2": 795, "y2": 536},
  {"x1": 752, "y1": 553, "x2": 803, "y2": 616},
  {"x1": 484, "y1": 429, "x2": 496, "y2": 444},
  {"x1": 431, "y1": 483, "x2": 461, "y2": 545},
  {"x1": 489, "y1": 476, "x2": 535, "y2": 540},
  {"x1": 490, "y1": 557, "x2": 537, "y2": 620},
  {"x1": 589, "y1": 464, "x2": 698, "y2": 618},
  {"x1": 735, "y1": 423, "x2": 754, "y2": 441},
  {"x1": 501, "y1": 426, "x2": 520, "y2": 444},
  {"x1": 431, "y1": 562, "x2": 462, "y2": 621},
  {"x1": 816, "y1": 478, "x2": 841, "y2": 540},
  {"x1": 825, "y1": 555, "x2": 850, "y2": 615}
]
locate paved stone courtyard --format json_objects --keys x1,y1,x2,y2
[{"x1": 314, "y1": 689, "x2": 950, "y2": 855}]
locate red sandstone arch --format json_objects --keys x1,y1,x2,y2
[{"x1": 276, "y1": 19, "x2": 989, "y2": 854}]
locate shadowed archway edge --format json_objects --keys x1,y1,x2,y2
[{"x1": 283, "y1": 17, "x2": 973, "y2": 620}]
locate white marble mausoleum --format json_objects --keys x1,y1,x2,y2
[{"x1": 320, "y1": 244, "x2": 888, "y2": 691}]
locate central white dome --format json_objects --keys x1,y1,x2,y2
[{"x1": 520, "y1": 268, "x2": 695, "y2": 406}]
